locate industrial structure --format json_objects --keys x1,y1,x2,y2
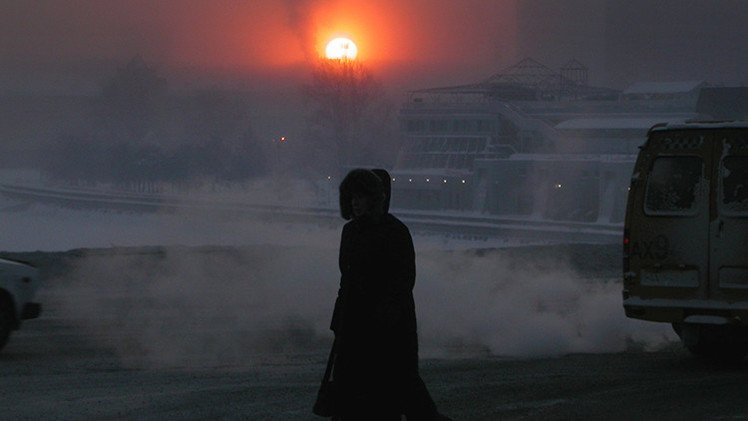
[{"x1": 391, "y1": 58, "x2": 729, "y2": 224}]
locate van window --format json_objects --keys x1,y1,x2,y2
[
  {"x1": 644, "y1": 156, "x2": 703, "y2": 215},
  {"x1": 722, "y1": 156, "x2": 748, "y2": 215}
]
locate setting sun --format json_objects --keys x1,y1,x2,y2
[{"x1": 325, "y1": 37, "x2": 358, "y2": 60}]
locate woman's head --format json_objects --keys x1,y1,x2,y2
[{"x1": 339, "y1": 169, "x2": 385, "y2": 220}]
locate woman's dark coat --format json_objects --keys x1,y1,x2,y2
[
  {"x1": 322, "y1": 169, "x2": 437, "y2": 420},
  {"x1": 326, "y1": 169, "x2": 437, "y2": 419},
  {"x1": 331, "y1": 212, "x2": 420, "y2": 416}
]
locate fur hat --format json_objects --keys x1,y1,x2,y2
[
  {"x1": 339, "y1": 169, "x2": 385, "y2": 220},
  {"x1": 371, "y1": 168, "x2": 391, "y2": 213}
]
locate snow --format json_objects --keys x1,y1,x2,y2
[
  {"x1": 0, "y1": 195, "x2": 342, "y2": 252},
  {"x1": 0, "y1": 184, "x2": 678, "y2": 385}
]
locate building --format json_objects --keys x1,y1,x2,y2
[{"x1": 391, "y1": 58, "x2": 720, "y2": 223}]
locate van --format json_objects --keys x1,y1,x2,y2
[{"x1": 623, "y1": 122, "x2": 748, "y2": 359}]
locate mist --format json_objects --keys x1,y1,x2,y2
[
  {"x1": 0, "y1": 173, "x2": 674, "y2": 367},
  {"x1": 40, "y1": 240, "x2": 672, "y2": 369},
  {"x1": 3, "y1": 0, "x2": 745, "y2": 371}
]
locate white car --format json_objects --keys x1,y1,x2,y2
[{"x1": 0, "y1": 257, "x2": 41, "y2": 351}]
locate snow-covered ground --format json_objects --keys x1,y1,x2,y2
[
  {"x1": 1, "y1": 208, "x2": 673, "y2": 361},
  {"x1": 0, "y1": 181, "x2": 685, "y2": 419},
  {"x1": 0, "y1": 192, "x2": 551, "y2": 253},
  {"x1": 0, "y1": 194, "x2": 336, "y2": 252},
  {"x1": 0, "y1": 164, "x2": 676, "y2": 365}
]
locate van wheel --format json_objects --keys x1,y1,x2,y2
[
  {"x1": 686, "y1": 342, "x2": 748, "y2": 362},
  {"x1": 0, "y1": 296, "x2": 13, "y2": 351},
  {"x1": 674, "y1": 323, "x2": 748, "y2": 362}
]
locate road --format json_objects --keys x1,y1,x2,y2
[
  {"x1": 1, "y1": 245, "x2": 744, "y2": 420},
  {"x1": 4, "y1": 314, "x2": 748, "y2": 420}
]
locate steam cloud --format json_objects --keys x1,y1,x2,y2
[
  {"x1": 47, "y1": 241, "x2": 675, "y2": 369},
  {"x1": 2, "y1": 176, "x2": 674, "y2": 367},
  {"x1": 415, "y1": 249, "x2": 673, "y2": 357}
]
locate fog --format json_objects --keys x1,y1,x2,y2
[
  {"x1": 517, "y1": 0, "x2": 748, "y2": 88},
  {"x1": 4, "y1": 1, "x2": 748, "y2": 173},
  {"x1": 45, "y1": 242, "x2": 672, "y2": 369},
  {"x1": 0, "y1": 184, "x2": 670, "y2": 367},
  {"x1": 3, "y1": 0, "x2": 748, "y2": 94},
  {"x1": 5, "y1": 0, "x2": 745, "y2": 365}
]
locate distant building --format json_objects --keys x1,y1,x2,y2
[{"x1": 391, "y1": 58, "x2": 732, "y2": 223}]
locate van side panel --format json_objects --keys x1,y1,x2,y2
[{"x1": 711, "y1": 131, "x2": 748, "y2": 307}]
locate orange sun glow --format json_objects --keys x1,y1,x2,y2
[{"x1": 325, "y1": 37, "x2": 358, "y2": 60}]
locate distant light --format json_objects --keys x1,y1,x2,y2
[
  {"x1": 327, "y1": 176, "x2": 332, "y2": 180},
  {"x1": 461, "y1": 179, "x2": 466, "y2": 184},
  {"x1": 392, "y1": 177, "x2": 396, "y2": 182},
  {"x1": 408, "y1": 178, "x2": 413, "y2": 182},
  {"x1": 555, "y1": 183, "x2": 563, "y2": 189},
  {"x1": 443, "y1": 179, "x2": 447, "y2": 183},
  {"x1": 426, "y1": 178, "x2": 430, "y2": 183},
  {"x1": 280, "y1": 136, "x2": 287, "y2": 142}
]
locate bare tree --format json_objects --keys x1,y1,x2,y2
[
  {"x1": 94, "y1": 55, "x2": 169, "y2": 144},
  {"x1": 45, "y1": 56, "x2": 267, "y2": 189},
  {"x1": 302, "y1": 59, "x2": 397, "y2": 177}
]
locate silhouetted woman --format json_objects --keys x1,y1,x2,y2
[{"x1": 319, "y1": 168, "x2": 445, "y2": 420}]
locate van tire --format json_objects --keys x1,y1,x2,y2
[
  {"x1": 0, "y1": 296, "x2": 14, "y2": 351},
  {"x1": 674, "y1": 323, "x2": 748, "y2": 362},
  {"x1": 686, "y1": 343, "x2": 747, "y2": 362}
]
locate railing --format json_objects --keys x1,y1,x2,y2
[{"x1": 0, "y1": 183, "x2": 622, "y2": 244}]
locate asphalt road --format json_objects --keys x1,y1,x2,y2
[
  {"x1": 1, "y1": 245, "x2": 745, "y2": 420},
  {"x1": 3, "y1": 313, "x2": 748, "y2": 420}
]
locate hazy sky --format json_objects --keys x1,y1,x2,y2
[
  {"x1": 516, "y1": 0, "x2": 748, "y2": 88},
  {"x1": 1, "y1": 0, "x2": 517, "y2": 94},
  {"x1": 3, "y1": 0, "x2": 748, "y2": 95}
]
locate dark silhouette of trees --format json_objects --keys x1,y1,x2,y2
[
  {"x1": 95, "y1": 55, "x2": 168, "y2": 144},
  {"x1": 302, "y1": 59, "x2": 398, "y2": 177},
  {"x1": 44, "y1": 56, "x2": 266, "y2": 190}
]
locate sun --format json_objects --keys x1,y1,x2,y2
[{"x1": 325, "y1": 37, "x2": 358, "y2": 60}]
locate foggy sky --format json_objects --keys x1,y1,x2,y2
[
  {"x1": 0, "y1": 0, "x2": 516, "y2": 94},
  {"x1": 517, "y1": 0, "x2": 748, "y2": 88},
  {"x1": 3, "y1": 1, "x2": 748, "y2": 94}
]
